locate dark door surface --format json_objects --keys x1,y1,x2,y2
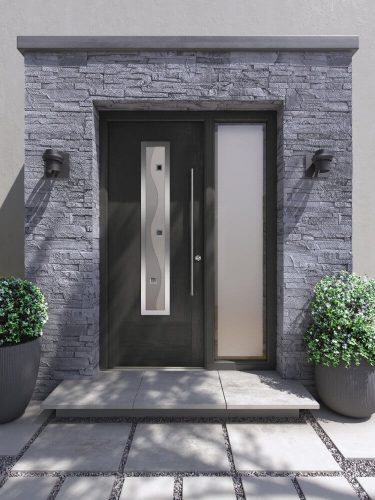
[{"x1": 107, "y1": 121, "x2": 204, "y2": 366}]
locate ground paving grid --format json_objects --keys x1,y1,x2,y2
[{"x1": 0, "y1": 411, "x2": 374, "y2": 499}]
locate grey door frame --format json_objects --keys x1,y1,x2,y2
[{"x1": 99, "y1": 110, "x2": 277, "y2": 370}]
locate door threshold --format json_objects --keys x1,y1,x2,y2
[{"x1": 104, "y1": 366, "x2": 205, "y2": 371}]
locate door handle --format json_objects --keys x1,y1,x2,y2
[{"x1": 190, "y1": 168, "x2": 194, "y2": 296}]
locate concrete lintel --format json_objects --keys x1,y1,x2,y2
[{"x1": 17, "y1": 35, "x2": 359, "y2": 54}]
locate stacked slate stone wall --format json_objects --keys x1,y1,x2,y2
[{"x1": 23, "y1": 50, "x2": 353, "y2": 398}]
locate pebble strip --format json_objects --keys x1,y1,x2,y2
[
  {"x1": 47, "y1": 477, "x2": 65, "y2": 500},
  {"x1": 0, "y1": 411, "x2": 374, "y2": 500},
  {"x1": 173, "y1": 476, "x2": 183, "y2": 500},
  {"x1": 109, "y1": 422, "x2": 137, "y2": 500},
  {"x1": 222, "y1": 422, "x2": 246, "y2": 500}
]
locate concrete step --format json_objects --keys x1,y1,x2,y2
[{"x1": 41, "y1": 370, "x2": 319, "y2": 417}]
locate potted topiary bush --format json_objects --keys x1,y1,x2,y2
[
  {"x1": 0, "y1": 278, "x2": 48, "y2": 423},
  {"x1": 305, "y1": 271, "x2": 375, "y2": 418}
]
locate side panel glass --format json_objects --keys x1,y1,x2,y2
[
  {"x1": 141, "y1": 142, "x2": 170, "y2": 315},
  {"x1": 215, "y1": 124, "x2": 265, "y2": 358}
]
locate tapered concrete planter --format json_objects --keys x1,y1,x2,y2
[
  {"x1": 0, "y1": 338, "x2": 41, "y2": 423},
  {"x1": 316, "y1": 361, "x2": 375, "y2": 418}
]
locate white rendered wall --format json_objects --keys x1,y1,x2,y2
[{"x1": 0, "y1": 0, "x2": 374, "y2": 277}]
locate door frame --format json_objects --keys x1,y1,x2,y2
[{"x1": 99, "y1": 110, "x2": 277, "y2": 370}]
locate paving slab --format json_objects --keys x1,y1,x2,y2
[
  {"x1": 0, "y1": 477, "x2": 57, "y2": 500},
  {"x1": 313, "y1": 406, "x2": 375, "y2": 459},
  {"x1": 41, "y1": 371, "x2": 142, "y2": 410},
  {"x1": 227, "y1": 423, "x2": 340, "y2": 471},
  {"x1": 126, "y1": 423, "x2": 230, "y2": 472},
  {"x1": 357, "y1": 478, "x2": 375, "y2": 499},
  {"x1": 0, "y1": 402, "x2": 51, "y2": 455},
  {"x1": 219, "y1": 371, "x2": 318, "y2": 410},
  {"x1": 120, "y1": 477, "x2": 174, "y2": 499},
  {"x1": 40, "y1": 370, "x2": 318, "y2": 416},
  {"x1": 298, "y1": 477, "x2": 357, "y2": 499},
  {"x1": 183, "y1": 476, "x2": 235, "y2": 499},
  {"x1": 134, "y1": 371, "x2": 226, "y2": 409},
  {"x1": 13, "y1": 422, "x2": 131, "y2": 471},
  {"x1": 242, "y1": 477, "x2": 299, "y2": 499},
  {"x1": 56, "y1": 476, "x2": 115, "y2": 500}
]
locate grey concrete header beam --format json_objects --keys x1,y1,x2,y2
[{"x1": 17, "y1": 36, "x2": 359, "y2": 54}]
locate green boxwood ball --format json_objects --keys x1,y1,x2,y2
[
  {"x1": 304, "y1": 271, "x2": 375, "y2": 367},
  {"x1": 0, "y1": 277, "x2": 48, "y2": 347}
]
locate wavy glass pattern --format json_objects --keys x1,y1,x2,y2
[{"x1": 141, "y1": 142, "x2": 170, "y2": 315}]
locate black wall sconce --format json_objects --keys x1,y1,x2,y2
[
  {"x1": 306, "y1": 149, "x2": 335, "y2": 178},
  {"x1": 43, "y1": 149, "x2": 70, "y2": 178}
]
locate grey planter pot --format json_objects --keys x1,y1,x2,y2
[
  {"x1": 315, "y1": 361, "x2": 375, "y2": 418},
  {"x1": 0, "y1": 337, "x2": 41, "y2": 423}
]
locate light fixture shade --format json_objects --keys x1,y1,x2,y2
[
  {"x1": 312, "y1": 149, "x2": 334, "y2": 174},
  {"x1": 43, "y1": 149, "x2": 63, "y2": 178}
]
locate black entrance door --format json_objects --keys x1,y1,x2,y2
[{"x1": 106, "y1": 121, "x2": 204, "y2": 367}]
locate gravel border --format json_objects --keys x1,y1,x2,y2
[
  {"x1": 173, "y1": 476, "x2": 183, "y2": 500},
  {"x1": 109, "y1": 422, "x2": 137, "y2": 500},
  {"x1": 222, "y1": 422, "x2": 245, "y2": 500}
]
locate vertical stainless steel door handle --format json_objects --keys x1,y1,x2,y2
[{"x1": 190, "y1": 168, "x2": 194, "y2": 296}]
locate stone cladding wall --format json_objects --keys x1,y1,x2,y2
[{"x1": 23, "y1": 50, "x2": 353, "y2": 398}]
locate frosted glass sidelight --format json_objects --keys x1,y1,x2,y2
[
  {"x1": 215, "y1": 124, "x2": 264, "y2": 358},
  {"x1": 141, "y1": 142, "x2": 170, "y2": 315}
]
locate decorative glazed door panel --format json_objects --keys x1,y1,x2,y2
[{"x1": 107, "y1": 121, "x2": 204, "y2": 366}]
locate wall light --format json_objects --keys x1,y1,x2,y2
[
  {"x1": 43, "y1": 149, "x2": 69, "y2": 178},
  {"x1": 306, "y1": 149, "x2": 335, "y2": 178}
]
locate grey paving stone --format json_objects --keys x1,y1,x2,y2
[
  {"x1": 56, "y1": 476, "x2": 115, "y2": 500},
  {"x1": 227, "y1": 423, "x2": 340, "y2": 471},
  {"x1": 357, "y1": 477, "x2": 375, "y2": 500},
  {"x1": 40, "y1": 370, "x2": 318, "y2": 415},
  {"x1": 242, "y1": 477, "x2": 299, "y2": 499},
  {"x1": 42, "y1": 371, "x2": 142, "y2": 410},
  {"x1": 0, "y1": 402, "x2": 51, "y2": 455},
  {"x1": 183, "y1": 476, "x2": 235, "y2": 499},
  {"x1": 126, "y1": 423, "x2": 230, "y2": 472},
  {"x1": 120, "y1": 477, "x2": 174, "y2": 499},
  {"x1": 0, "y1": 477, "x2": 57, "y2": 500},
  {"x1": 298, "y1": 477, "x2": 357, "y2": 499},
  {"x1": 313, "y1": 406, "x2": 375, "y2": 459},
  {"x1": 13, "y1": 423, "x2": 131, "y2": 471},
  {"x1": 219, "y1": 371, "x2": 318, "y2": 410},
  {"x1": 133, "y1": 371, "x2": 226, "y2": 409}
]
